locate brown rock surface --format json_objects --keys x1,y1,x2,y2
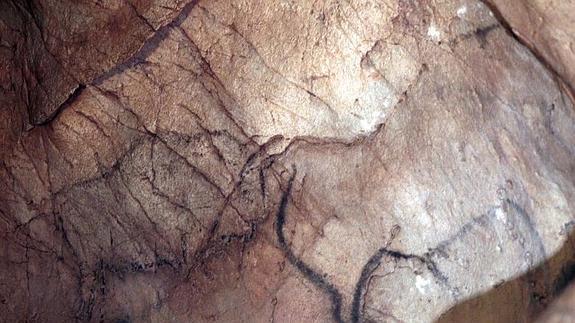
[
  {"x1": 538, "y1": 279, "x2": 575, "y2": 322},
  {"x1": 485, "y1": 0, "x2": 575, "y2": 95},
  {"x1": 1, "y1": 0, "x2": 574, "y2": 322},
  {"x1": 0, "y1": 0, "x2": 195, "y2": 140}
]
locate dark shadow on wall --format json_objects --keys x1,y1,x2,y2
[{"x1": 437, "y1": 225, "x2": 575, "y2": 323}]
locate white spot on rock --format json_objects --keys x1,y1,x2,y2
[
  {"x1": 495, "y1": 207, "x2": 507, "y2": 223},
  {"x1": 457, "y1": 6, "x2": 467, "y2": 18},
  {"x1": 415, "y1": 275, "x2": 431, "y2": 295},
  {"x1": 427, "y1": 23, "x2": 441, "y2": 42}
]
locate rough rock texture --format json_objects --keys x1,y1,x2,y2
[
  {"x1": 538, "y1": 279, "x2": 575, "y2": 323},
  {"x1": 0, "y1": 0, "x2": 195, "y2": 144},
  {"x1": 1, "y1": 0, "x2": 574, "y2": 322},
  {"x1": 486, "y1": 0, "x2": 575, "y2": 95}
]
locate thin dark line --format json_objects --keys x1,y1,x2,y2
[
  {"x1": 92, "y1": 0, "x2": 200, "y2": 85},
  {"x1": 351, "y1": 247, "x2": 453, "y2": 322},
  {"x1": 350, "y1": 249, "x2": 415, "y2": 322},
  {"x1": 33, "y1": 84, "x2": 86, "y2": 126},
  {"x1": 351, "y1": 248, "x2": 387, "y2": 323},
  {"x1": 275, "y1": 169, "x2": 456, "y2": 322},
  {"x1": 275, "y1": 168, "x2": 344, "y2": 323}
]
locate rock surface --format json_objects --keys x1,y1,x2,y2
[
  {"x1": 1, "y1": 0, "x2": 574, "y2": 322},
  {"x1": 486, "y1": 0, "x2": 575, "y2": 95},
  {"x1": 538, "y1": 278, "x2": 575, "y2": 323}
]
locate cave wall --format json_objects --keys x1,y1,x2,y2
[{"x1": 1, "y1": 0, "x2": 574, "y2": 322}]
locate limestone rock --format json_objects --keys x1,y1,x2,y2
[
  {"x1": 0, "y1": 0, "x2": 574, "y2": 322},
  {"x1": 486, "y1": 0, "x2": 575, "y2": 94}
]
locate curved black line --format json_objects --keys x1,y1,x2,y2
[
  {"x1": 351, "y1": 248, "x2": 387, "y2": 323},
  {"x1": 275, "y1": 169, "x2": 344, "y2": 323},
  {"x1": 275, "y1": 170, "x2": 451, "y2": 323},
  {"x1": 351, "y1": 247, "x2": 452, "y2": 322},
  {"x1": 351, "y1": 248, "x2": 414, "y2": 322}
]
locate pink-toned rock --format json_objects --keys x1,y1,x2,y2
[{"x1": 1, "y1": 0, "x2": 574, "y2": 322}]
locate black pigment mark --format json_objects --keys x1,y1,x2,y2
[
  {"x1": 276, "y1": 169, "x2": 453, "y2": 322},
  {"x1": 351, "y1": 248, "x2": 388, "y2": 323},
  {"x1": 350, "y1": 247, "x2": 451, "y2": 322},
  {"x1": 449, "y1": 24, "x2": 499, "y2": 49},
  {"x1": 275, "y1": 168, "x2": 344, "y2": 323},
  {"x1": 92, "y1": 0, "x2": 200, "y2": 85},
  {"x1": 506, "y1": 199, "x2": 546, "y2": 259}
]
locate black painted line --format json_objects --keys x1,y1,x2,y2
[
  {"x1": 275, "y1": 168, "x2": 344, "y2": 323},
  {"x1": 275, "y1": 169, "x2": 453, "y2": 323}
]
